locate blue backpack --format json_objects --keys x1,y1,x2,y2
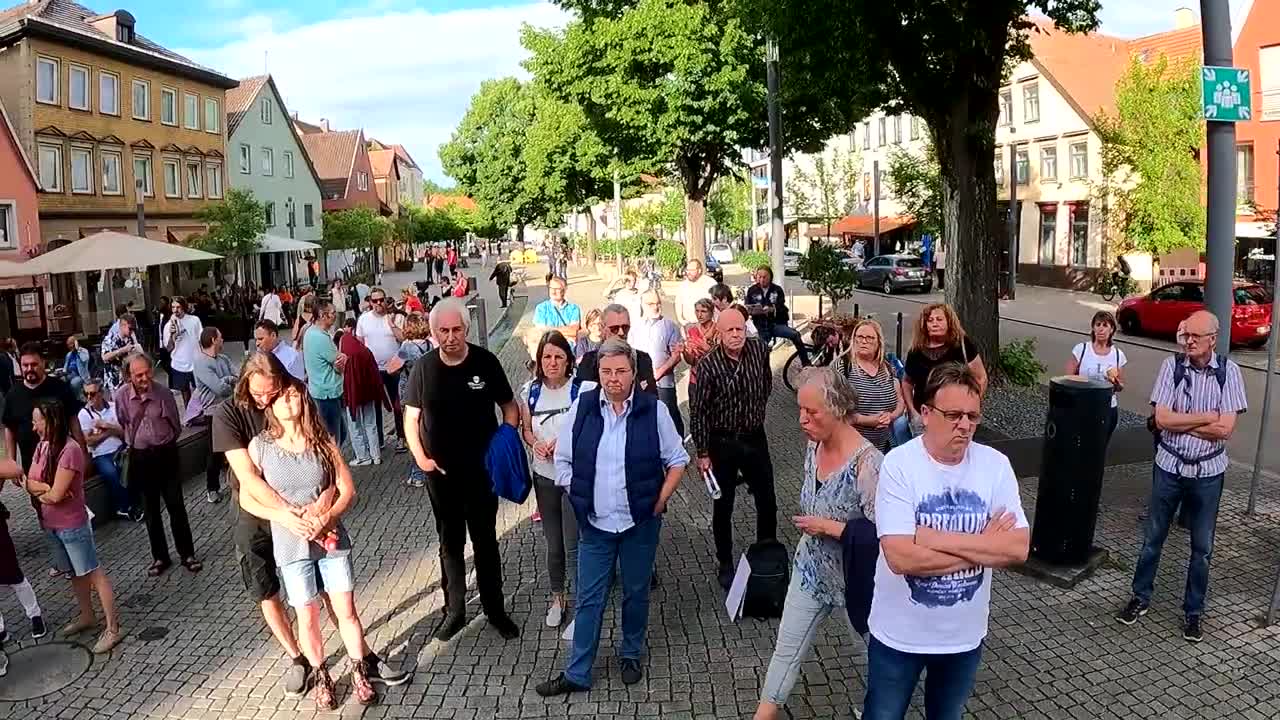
[{"x1": 528, "y1": 378, "x2": 582, "y2": 418}]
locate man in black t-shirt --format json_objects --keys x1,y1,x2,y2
[
  {"x1": 214, "y1": 351, "x2": 407, "y2": 697},
  {"x1": 3, "y1": 343, "x2": 84, "y2": 474},
  {"x1": 404, "y1": 297, "x2": 521, "y2": 642}
]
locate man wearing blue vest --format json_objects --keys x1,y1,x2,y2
[{"x1": 535, "y1": 338, "x2": 689, "y2": 696}]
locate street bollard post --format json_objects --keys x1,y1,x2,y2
[
  {"x1": 466, "y1": 296, "x2": 489, "y2": 350},
  {"x1": 853, "y1": 302, "x2": 859, "y2": 319},
  {"x1": 895, "y1": 312, "x2": 903, "y2": 357}
]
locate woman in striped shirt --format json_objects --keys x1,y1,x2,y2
[{"x1": 836, "y1": 319, "x2": 904, "y2": 452}]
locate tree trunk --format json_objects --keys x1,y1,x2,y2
[
  {"x1": 932, "y1": 96, "x2": 1001, "y2": 365},
  {"x1": 585, "y1": 210, "x2": 598, "y2": 265},
  {"x1": 516, "y1": 223, "x2": 526, "y2": 246},
  {"x1": 685, "y1": 195, "x2": 706, "y2": 264}
]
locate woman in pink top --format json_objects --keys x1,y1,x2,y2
[{"x1": 22, "y1": 398, "x2": 122, "y2": 654}]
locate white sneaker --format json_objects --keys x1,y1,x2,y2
[
  {"x1": 561, "y1": 618, "x2": 575, "y2": 642},
  {"x1": 350, "y1": 458, "x2": 372, "y2": 467},
  {"x1": 372, "y1": 457, "x2": 382, "y2": 465},
  {"x1": 545, "y1": 599, "x2": 564, "y2": 628}
]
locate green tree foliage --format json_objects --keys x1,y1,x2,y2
[
  {"x1": 407, "y1": 206, "x2": 467, "y2": 246},
  {"x1": 1096, "y1": 56, "x2": 1205, "y2": 256},
  {"x1": 192, "y1": 187, "x2": 266, "y2": 260},
  {"x1": 739, "y1": 0, "x2": 1102, "y2": 361},
  {"x1": 736, "y1": 249, "x2": 770, "y2": 271},
  {"x1": 657, "y1": 188, "x2": 687, "y2": 239},
  {"x1": 707, "y1": 175, "x2": 752, "y2": 241},
  {"x1": 886, "y1": 141, "x2": 944, "y2": 238},
  {"x1": 439, "y1": 78, "x2": 553, "y2": 245},
  {"x1": 322, "y1": 207, "x2": 390, "y2": 251},
  {"x1": 422, "y1": 178, "x2": 459, "y2": 197},
  {"x1": 654, "y1": 238, "x2": 686, "y2": 275},
  {"x1": 798, "y1": 241, "x2": 858, "y2": 315},
  {"x1": 786, "y1": 147, "x2": 860, "y2": 238},
  {"x1": 524, "y1": 0, "x2": 763, "y2": 262}
]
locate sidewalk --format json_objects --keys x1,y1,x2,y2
[{"x1": 1, "y1": 265, "x2": 1279, "y2": 718}]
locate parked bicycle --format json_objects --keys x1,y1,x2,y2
[{"x1": 780, "y1": 315, "x2": 859, "y2": 392}]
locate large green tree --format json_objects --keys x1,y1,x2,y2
[
  {"x1": 322, "y1": 207, "x2": 391, "y2": 277},
  {"x1": 740, "y1": 1, "x2": 1101, "y2": 357},
  {"x1": 707, "y1": 175, "x2": 752, "y2": 243},
  {"x1": 524, "y1": 0, "x2": 763, "y2": 263},
  {"x1": 1096, "y1": 55, "x2": 1204, "y2": 256},
  {"x1": 439, "y1": 78, "x2": 553, "y2": 245},
  {"x1": 886, "y1": 141, "x2": 944, "y2": 238},
  {"x1": 192, "y1": 187, "x2": 266, "y2": 284},
  {"x1": 786, "y1": 146, "x2": 861, "y2": 240}
]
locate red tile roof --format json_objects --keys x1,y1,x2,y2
[
  {"x1": 1128, "y1": 26, "x2": 1203, "y2": 65},
  {"x1": 298, "y1": 129, "x2": 361, "y2": 185},
  {"x1": 368, "y1": 149, "x2": 396, "y2": 179},
  {"x1": 425, "y1": 194, "x2": 477, "y2": 211},
  {"x1": 1026, "y1": 18, "x2": 1132, "y2": 121},
  {"x1": 224, "y1": 74, "x2": 268, "y2": 137},
  {"x1": 293, "y1": 117, "x2": 326, "y2": 135}
]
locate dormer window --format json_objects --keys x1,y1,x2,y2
[{"x1": 116, "y1": 24, "x2": 133, "y2": 43}]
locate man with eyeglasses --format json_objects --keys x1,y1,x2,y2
[
  {"x1": 629, "y1": 290, "x2": 684, "y2": 436},
  {"x1": 356, "y1": 288, "x2": 405, "y2": 451},
  {"x1": 575, "y1": 304, "x2": 656, "y2": 395},
  {"x1": 865, "y1": 363, "x2": 1028, "y2": 719},
  {"x1": 1116, "y1": 310, "x2": 1245, "y2": 643},
  {"x1": 532, "y1": 277, "x2": 582, "y2": 353},
  {"x1": 77, "y1": 379, "x2": 139, "y2": 522}
]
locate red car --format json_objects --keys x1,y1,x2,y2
[{"x1": 1117, "y1": 280, "x2": 1272, "y2": 348}]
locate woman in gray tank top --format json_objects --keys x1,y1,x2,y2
[{"x1": 248, "y1": 380, "x2": 378, "y2": 709}]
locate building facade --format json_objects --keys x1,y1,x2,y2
[
  {"x1": 0, "y1": 95, "x2": 46, "y2": 341},
  {"x1": 224, "y1": 74, "x2": 324, "y2": 288},
  {"x1": 0, "y1": 1, "x2": 237, "y2": 332},
  {"x1": 369, "y1": 138, "x2": 422, "y2": 209}
]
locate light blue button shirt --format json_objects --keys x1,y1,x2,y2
[{"x1": 554, "y1": 390, "x2": 690, "y2": 533}]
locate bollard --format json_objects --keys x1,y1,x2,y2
[
  {"x1": 853, "y1": 302, "x2": 860, "y2": 319},
  {"x1": 466, "y1": 296, "x2": 490, "y2": 350},
  {"x1": 894, "y1": 312, "x2": 903, "y2": 357}
]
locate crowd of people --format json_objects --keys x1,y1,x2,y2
[{"x1": 0, "y1": 249, "x2": 1248, "y2": 716}]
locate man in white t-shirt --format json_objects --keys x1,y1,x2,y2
[
  {"x1": 253, "y1": 319, "x2": 306, "y2": 381},
  {"x1": 78, "y1": 379, "x2": 139, "y2": 521},
  {"x1": 675, "y1": 259, "x2": 717, "y2": 327},
  {"x1": 356, "y1": 287, "x2": 406, "y2": 449},
  {"x1": 865, "y1": 363, "x2": 1029, "y2": 719},
  {"x1": 161, "y1": 296, "x2": 203, "y2": 405}
]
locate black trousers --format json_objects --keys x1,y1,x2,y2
[
  {"x1": 425, "y1": 464, "x2": 505, "y2": 617},
  {"x1": 708, "y1": 427, "x2": 777, "y2": 565},
  {"x1": 206, "y1": 450, "x2": 225, "y2": 492},
  {"x1": 134, "y1": 444, "x2": 195, "y2": 562},
  {"x1": 496, "y1": 282, "x2": 510, "y2": 307}
]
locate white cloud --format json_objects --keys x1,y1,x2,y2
[{"x1": 179, "y1": 2, "x2": 568, "y2": 183}]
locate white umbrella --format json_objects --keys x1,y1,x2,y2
[
  {"x1": 17, "y1": 230, "x2": 221, "y2": 275},
  {"x1": 0, "y1": 259, "x2": 43, "y2": 279},
  {"x1": 255, "y1": 234, "x2": 321, "y2": 254}
]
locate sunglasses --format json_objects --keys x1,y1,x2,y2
[
  {"x1": 606, "y1": 324, "x2": 631, "y2": 334},
  {"x1": 84, "y1": 390, "x2": 99, "y2": 398},
  {"x1": 369, "y1": 297, "x2": 386, "y2": 304}
]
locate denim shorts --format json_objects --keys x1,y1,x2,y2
[
  {"x1": 45, "y1": 522, "x2": 100, "y2": 577},
  {"x1": 279, "y1": 554, "x2": 354, "y2": 608}
]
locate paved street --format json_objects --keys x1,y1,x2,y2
[{"x1": 3, "y1": 267, "x2": 1280, "y2": 719}]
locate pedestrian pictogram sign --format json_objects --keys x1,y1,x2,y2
[{"x1": 1202, "y1": 66, "x2": 1252, "y2": 122}]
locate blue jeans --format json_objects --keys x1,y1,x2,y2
[
  {"x1": 890, "y1": 415, "x2": 913, "y2": 448},
  {"x1": 91, "y1": 454, "x2": 132, "y2": 515},
  {"x1": 761, "y1": 323, "x2": 809, "y2": 365},
  {"x1": 314, "y1": 397, "x2": 348, "y2": 449},
  {"x1": 565, "y1": 515, "x2": 663, "y2": 687},
  {"x1": 345, "y1": 401, "x2": 380, "y2": 464},
  {"x1": 863, "y1": 634, "x2": 982, "y2": 720},
  {"x1": 1131, "y1": 465, "x2": 1224, "y2": 616}
]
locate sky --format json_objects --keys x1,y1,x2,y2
[{"x1": 108, "y1": 0, "x2": 1241, "y2": 185}]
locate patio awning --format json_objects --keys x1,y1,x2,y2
[
  {"x1": 1, "y1": 230, "x2": 222, "y2": 276},
  {"x1": 829, "y1": 215, "x2": 917, "y2": 237},
  {"x1": 255, "y1": 235, "x2": 321, "y2": 254}
]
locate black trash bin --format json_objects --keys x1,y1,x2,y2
[{"x1": 1030, "y1": 376, "x2": 1113, "y2": 566}]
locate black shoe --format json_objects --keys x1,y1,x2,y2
[
  {"x1": 534, "y1": 673, "x2": 588, "y2": 697},
  {"x1": 30, "y1": 615, "x2": 46, "y2": 640},
  {"x1": 283, "y1": 656, "x2": 311, "y2": 698},
  {"x1": 488, "y1": 612, "x2": 520, "y2": 640},
  {"x1": 0, "y1": 629, "x2": 9, "y2": 647},
  {"x1": 363, "y1": 653, "x2": 411, "y2": 686},
  {"x1": 717, "y1": 562, "x2": 734, "y2": 592},
  {"x1": 433, "y1": 613, "x2": 467, "y2": 642},
  {"x1": 619, "y1": 658, "x2": 643, "y2": 685},
  {"x1": 1116, "y1": 598, "x2": 1149, "y2": 625},
  {"x1": 1183, "y1": 615, "x2": 1203, "y2": 643},
  {"x1": 128, "y1": 508, "x2": 144, "y2": 523},
  {"x1": 650, "y1": 570, "x2": 660, "y2": 589}
]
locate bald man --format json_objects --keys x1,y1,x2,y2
[
  {"x1": 689, "y1": 307, "x2": 776, "y2": 590},
  {"x1": 629, "y1": 290, "x2": 685, "y2": 437}
]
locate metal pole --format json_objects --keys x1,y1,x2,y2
[
  {"x1": 1009, "y1": 144, "x2": 1018, "y2": 300},
  {"x1": 1247, "y1": 139, "x2": 1280, "y2": 515},
  {"x1": 766, "y1": 38, "x2": 785, "y2": 286},
  {"x1": 895, "y1": 311, "x2": 903, "y2": 357},
  {"x1": 1201, "y1": 0, "x2": 1237, "y2": 355},
  {"x1": 749, "y1": 167, "x2": 758, "y2": 252},
  {"x1": 613, "y1": 170, "x2": 623, "y2": 274},
  {"x1": 872, "y1": 160, "x2": 880, "y2": 257}
]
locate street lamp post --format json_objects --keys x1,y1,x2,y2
[
  {"x1": 1201, "y1": 0, "x2": 1237, "y2": 353},
  {"x1": 285, "y1": 197, "x2": 296, "y2": 285},
  {"x1": 766, "y1": 37, "x2": 785, "y2": 286}
]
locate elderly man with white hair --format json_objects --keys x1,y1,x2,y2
[
  {"x1": 535, "y1": 337, "x2": 688, "y2": 696},
  {"x1": 629, "y1": 290, "x2": 684, "y2": 436},
  {"x1": 403, "y1": 298, "x2": 522, "y2": 642}
]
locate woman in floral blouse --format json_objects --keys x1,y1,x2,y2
[{"x1": 754, "y1": 365, "x2": 881, "y2": 720}]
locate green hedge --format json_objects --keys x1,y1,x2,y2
[{"x1": 736, "y1": 250, "x2": 771, "y2": 271}]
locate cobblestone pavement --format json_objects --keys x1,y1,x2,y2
[{"x1": 2, "y1": 267, "x2": 1280, "y2": 719}]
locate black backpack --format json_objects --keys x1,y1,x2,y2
[{"x1": 742, "y1": 540, "x2": 790, "y2": 619}]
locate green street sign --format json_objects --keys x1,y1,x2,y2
[{"x1": 1202, "y1": 65, "x2": 1252, "y2": 122}]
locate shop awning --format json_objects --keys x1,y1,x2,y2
[
  {"x1": 829, "y1": 215, "x2": 917, "y2": 237},
  {"x1": 254, "y1": 235, "x2": 321, "y2": 254}
]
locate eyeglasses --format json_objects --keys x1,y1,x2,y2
[
  {"x1": 84, "y1": 390, "x2": 99, "y2": 398},
  {"x1": 1184, "y1": 331, "x2": 1217, "y2": 341},
  {"x1": 854, "y1": 336, "x2": 878, "y2": 343},
  {"x1": 926, "y1": 405, "x2": 982, "y2": 425},
  {"x1": 606, "y1": 324, "x2": 631, "y2": 334}
]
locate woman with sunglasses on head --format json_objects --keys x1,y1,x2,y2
[
  {"x1": 249, "y1": 379, "x2": 382, "y2": 709},
  {"x1": 519, "y1": 331, "x2": 593, "y2": 628},
  {"x1": 1067, "y1": 310, "x2": 1126, "y2": 442},
  {"x1": 23, "y1": 398, "x2": 123, "y2": 653},
  {"x1": 837, "y1": 319, "x2": 906, "y2": 452},
  {"x1": 902, "y1": 303, "x2": 987, "y2": 436}
]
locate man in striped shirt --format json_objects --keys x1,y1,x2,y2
[
  {"x1": 690, "y1": 307, "x2": 776, "y2": 591},
  {"x1": 1117, "y1": 311, "x2": 1246, "y2": 642}
]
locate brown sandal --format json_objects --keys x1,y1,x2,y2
[
  {"x1": 147, "y1": 560, "x2": 171, "y2": 577},
  {"x1": 180, "y1": 557, "x2": 203, "y2": 573}
]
